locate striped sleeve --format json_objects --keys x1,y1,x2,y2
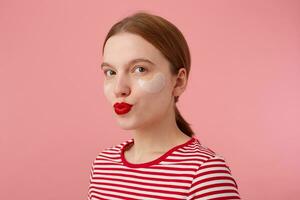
[
  {"x1": 87, "y1": 161, "x2": 94, "y2": 200},
  {"x1": 188, "y1": 155, "x2": 241, "y2": 200}
]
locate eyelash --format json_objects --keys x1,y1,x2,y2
[{"x1": 103, "y1": 66, "x2": 148, "y2": 77}]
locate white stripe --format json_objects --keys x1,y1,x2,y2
[
  {"x1": 189, "y1": 179, "x2": 238, "y2": 193},
  {"x1": 96, "y1": 162, "x2": 199, "y2": 170},
  {"x1": 168, "y1": 155, "x2": 209, "y2": 160},
  {"x1": 172, "y1": 151, "x2": 211, "y2": 156},
  {"x1": 94, "y1": 159, "x2": 122, "y2": 164},
  {"x1": 190, "y1": 186, "x2": 238, "y2": 196},
  {"x1": 92, "y1": 174, "x2": 191, "y2": 187},
  {"x1": 92, "y1": 188, "x2": 158, "y2": 200},
  {"x1": 197, "y1": 160, "x2": 227, "y2": 167},
  {"x1": 102, "y1": 148, "x2": 120, "y2": 153},
  {"x1": 91, "y1": 179, "x2": 188, "y2": 192},
  {"x1": 91, "y1": 184, "x2": 187, "y2": 199},
  {"x1": 197, "y1": 166, "x2": 231, "y2": 173},
  {"x1": 93, "y1": 171, "x2": 193, "y2": 181},
  {"x1": 99, "y1": 153, "x2": 120, "y2": 157},
  {"x1": 90, "y1": 192, "x2": 124, "y2": 200},
  {"x1": 94, "y1": 165, "x2": 197, "y2": 173},
  {"x1": 193, "y1": 173, "x2": 235, "y2": 182},
  {"x1": 194, "y1": 192, "x2": 240, "y2": 199},
  {"x1": 163, "y1": 159, "x2": 205, "y2": 165}
]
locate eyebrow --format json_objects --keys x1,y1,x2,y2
[{"x1": 100, "y1": 58, "x2": 155, "y2": 69}]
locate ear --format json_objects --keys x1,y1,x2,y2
[{"x1": 172, "y1": 68, "x2": 188, "y2": 97}]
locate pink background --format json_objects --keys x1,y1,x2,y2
[{"x1": 1, "y1": 0, "x2": 299, "y2": 199}]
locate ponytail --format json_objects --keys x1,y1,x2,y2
[{"x1": 174, "y1": 97, "x2": 195, "y2": 137}]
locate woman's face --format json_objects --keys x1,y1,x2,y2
[{"x1": 101, "y1": 32, "x2": 177, "y2": 130}]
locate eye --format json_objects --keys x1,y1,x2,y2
[
  {"x1": 133, "y1": 66, "x2": 147, "y2": 74},
  {"x1": 103, "y1": 69, "x2": 115, "y2": 77}
]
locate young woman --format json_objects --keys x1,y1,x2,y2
[{"x1": 88, "y1": 11, "x2": 241, "y2": 200}]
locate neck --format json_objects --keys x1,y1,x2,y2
[{"x1": 129, "y1": 104, "x2": 191, "y2": 158}]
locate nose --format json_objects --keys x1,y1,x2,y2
[{"x1": 114, "y1": 72, "x2": 131, "y2": 98}]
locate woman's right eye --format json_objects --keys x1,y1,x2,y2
[{"x1": 104, "y1": 69, "x2": 115, "y2": 77}]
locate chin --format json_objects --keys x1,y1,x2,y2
[{"x1": 116, "y1": 119, "x2": 138, "y2": 130}]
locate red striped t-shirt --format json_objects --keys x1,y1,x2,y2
[{"x1": 88, "y1": 137, "x2": 241, "y2": 199}]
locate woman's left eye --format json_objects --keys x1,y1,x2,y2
[{"x1": 133, "y1": 66, "x2": 147, "y2": 73}]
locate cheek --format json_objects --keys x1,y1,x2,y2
[
  {"x1": 103, "y1": 82, "x2": 113, "y2": 98},
  {"x1": 137, "y1": 72, "x2": 166, "y2": 94}
]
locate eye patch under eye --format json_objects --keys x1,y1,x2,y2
[{"x1": 137, "y1": 72, "x2": 166, "y2": 93}]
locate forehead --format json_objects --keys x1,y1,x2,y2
[{"x1": 102, "y1": 32, "x2": 167, "y2": 67}]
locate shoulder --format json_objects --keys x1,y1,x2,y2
[
  {"x1": 187, "y1": 138, "x2": 240, "y2": 198},
  {"x1": 184, "y1": 137, "x2": 236, "y2": 177},
  {"x1": 93, "y1": 138, "x2": 133, "y2": 161},
  {"x1": 183, "y1": 137, "x2": 225, "y2": 166}
]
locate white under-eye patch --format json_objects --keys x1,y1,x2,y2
[{"x1": 137, "y1": 72, "x2": 166, "y2": 93}]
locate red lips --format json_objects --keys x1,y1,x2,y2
[{"x1": 113, "y1": 102, "x2": 133, "y2": 115}]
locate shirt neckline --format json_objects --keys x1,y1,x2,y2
[{"x1": 121, "y1": 136, "x2": 196, "y2": 168}]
